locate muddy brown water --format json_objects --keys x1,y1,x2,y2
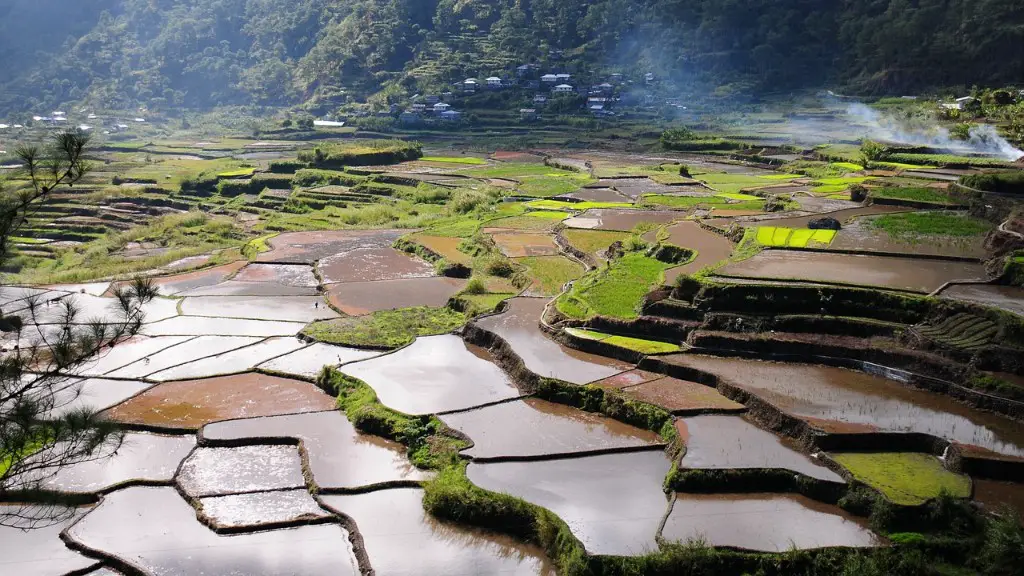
[
  {"x1": 473, "y1": 297, "x2": 631, "y2": 385},
  {"x1": 203, "y1": 411, "x2": 430, "y2": 490},
  {"x1": 491, "y1": 232, "x2": 560, "y2": 258},
  {"x1": 257, "y1": 229, "x2": 407, "y2": 264},
  {"x1": 319, "y1": 247, "x2": 435, "y2": 283},
  {"x1": 652, "y1": 221, "x2": 735, "y2": 283},
  {"x1": 106, "y1": 335, "x2": 262, "y2": 378},
  {"x1": 322, "y1": 488, "x2": 555, "y2": 575},
  {"x1": 667, "y1": 355, "x2": 1024, "y2": 457},
  {"x1": 148, "y1": 337, "x2": 308, "y2": 381},
  {"x1": 440, "y1": 398, "x2": 661, "y2": 459},
  {"x1": 407, "y1": 233, "x2": 472, "y2": 264},
  {"x1": 146, "y1": 261, "x2": 248, "y2": 296},
  {"x1": 258, "y1": 342, "x2": 382, "y2": 378},
  {"x1": 0, "y1": 505, "x2": 97, "y2": 575},
  {"x1": 736, "y1": 205, "x2": 908, "y2": 229},
  {"x1": 468, "y1": 450, "x2": 672, "y2": 556},
  {"x1": 66, "y1": 486, "x2": 359, "y2": 575},
  {"x1": 233, "y1": 263, "x2": 319, "y2": 287},
  {"x1": 676, "y1": 415, "x2": 843, "y2": 482},
  {"x1": 940, "y1": 284, "x2": 1024, "y2": 317},
  {"x1": 563, "y1": 209, "x2": 683, "y2": 232},
  {"x1": 662, "y1": 493, "x2": 879, "y2": 551},
  {"x1": 340, "y1": 335, "x2": 520, "y2": 415},
  {"x1": 828, "y1": 216, "x2": 988, "y2": 259},
  {"x1": 180, "y1": 295, "x2": 338, "y2": 322},
  {"x1": 34, "y1": 433, "x2": 195, "y2": 493},
  {"x1": 102, "y1": 372, "x2": 335, "y2": 429},
  {"x1": 177, "y1": 445, "x2": 306, "y2": 497},
  {"x1": 718, "y1": 250, "x2": 988, "y2": 292},
  {"x1": 620, "y1": 377, "x2": 746, "y2": 414},
  {"x1": 973, "y1": 479, "x2": 1024, "y2": 519},
  {"x1": 198, "y1": 489, "x2": 328, "y2": 530},
  {"x1": 326, "y1": 277, "x2": 467, "y2": 316}
]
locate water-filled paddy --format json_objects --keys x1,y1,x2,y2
[
  {"x1": 467, "y1": 450, "x2": 672, "y2": 555},
  {"x1": 148, "y1": 337, "x2": 307, "y2": 380},
  {"x1": 662, "y1": 493, "x2": 879, "y2": 551},
  {"x1": 257, "y1": 229, "x2": 406, "y2": 263},
  {"x1": 667, "y1": 354, "x2": 1024, "y2": 457},
  {"x1": 340, "y1": 334, "x2": 521, "y2": 415},
  {"x1": 440, "y1": 398, "x2": 662, "y2": 459},
  {"x1": 180, "y1": 295, "x2": 337, "y2": 322},
  {"x1": 617, "y1": 376, "x2": 745, "y2": 414},
  {"x1": 0, "y1": 505, "x2": 97, "y2": 575},
  {"x1": 677, "y1": 416, "x2": 843, "y2": 482},
  {"x1": 321, "y1": 488, "x2": 554, "y2": 575},
  {"x1": 198, "y1": 489, "x2": 328, "y2": 530},
  {"x1": 177, "y1": 445, "x2": 306, "y2": 497},
  {"x1": 142, "y1": 316, "x2": 306, "y2": 337},
  {"x1": 66, "y1": 486, "x2": 359, "y2": 575},
  {"x1": 202, "y1": 411, "x2": 429, "y2": 490},
  {"x1": 718, "y1": 250, "x2": 988, "y2": 292},
  {"x1": 257, "y1": 342, "x2": 381, "y2": 377},
  {"x1": 973, "y1": 479, "x2": 1024, "y2": 518},
  {"x1": 106, "y1": 335, "x2": 260, "y2": 378},
  {"x1": 326, "y1": 277, "x2": 467, "y2": 316},
  {"x1": 178, "y1": 279, "x2": 319, "y2": 297},
  {"x1": 76, "y1": 335, "x2": 192, "y2": 376},
  {"x1": 37, "y1": 433, "x2": 195, "y2": 493},
  {"x1": 491, "y1": 231, "x2": 560, "y2": 257},
  {"x1": 563, "y1": 209, "x2": 681, "y2": 231},
  {"x1": 473, "y1": 297, "x2": 630, "y2": 384},
  {"x1": 653, "y1": 221, "x2": 735, "y2": 282},
  {"x1": 48, "y1": 377, "x2": 154, "y2": 416},
  {"x1": 232, "y1": 263, "x2": 318, "y2": 286},
  {"x1": 144, "y1": 261, "x2": 248, "y2": 295},
  {"x1": 103, "y1": 372, "x2": 335, "y2": 429},
  {"x1": 319, "y1": 247, "x2": 434, "y2": 283}
]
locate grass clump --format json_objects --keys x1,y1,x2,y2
[
  {"x1": 870, "y1": 212, "x2": 994, "y2": 238},
  {"x1": 484, "y1": 213, "x2": 564, "y2": 231},
  {"x1": 302, "y1": 306, "x2": 466, "y2": 349},
  {"x1": 831, "y1": 452, "x2": 971, "y2": 505},
  {"x1": 563, "y1": 229, "x2": 630, "y2": 255},
  {"x1": 515, "y1": 256, "x2": 586, "y2": 296},
  {"x1": 557, "y1": 253, "x2": 672, "y2": 319}
]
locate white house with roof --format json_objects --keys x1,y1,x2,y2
[
  {"x1": 486, "y1": 77, "x2": 502, "y2": 88},
  {"x1": 440, "y1": 110, "x2": 462, "y2": 121},
  {"x1": 553, "y1": 84, "x2": 574, "y2": 94},
  {"x1": 433, "y1": 102, "x2": 451, "y2": 114},
  {"x1": 555, "y1": 73, "x2": 571, "y2": 82},
  {"x1": 462, "y1": 78, "x2": 478, "y2": 93},
  {"x1": 541, "y1": 74, "x2": 558, "y2": 83}
]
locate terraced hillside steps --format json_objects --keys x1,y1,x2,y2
[{"x1": 914, "y1": 312, "x2": 999, "y2": 352}]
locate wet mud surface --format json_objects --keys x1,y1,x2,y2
[
  {"x1": 972, "y1": 479, "x2": 1024, "y2": 518},
  {"x1": 676, "y1": 416, "x2": 843, "y2": 482},
  {"x1": 340, "y1": 335, "x2": 520, "y2": 415},
  {"x1": 177, "y1": 445, "x2": 306, "y2": 497},
  {"x1": 232, "y1": 263, "x2": 318, "y2": 287},
  {"x1": 320, "y1": 246, "x2": 435, "y2": 284},
  {"x1": 662, "y1": 493, "x2": 879, "y2": 551},
  {"x1": 467, "y1": 450, "x2": 672, "y2": 555},
  {"x1": 103, "y1": 372, "x2": 335, "y2": 429},
  {"x1": 474, "y1": 297, "x2": 630, "y2": 385},
  {"x1": 66, "y1": 486, "x2": 359, "y2": 575},
  {"x1": 441, "y1": 398, "x2": 661, "y2": 459},
  {"x1": 144, "y1": 261, "x2": 248, "y2": 296},
  {"x1": 0, "y1": 505, "x2": 98, "y2": 575},
  {"x1": 668, "y1": 355, "x2": 1024, "y2": 457},
  {"x1": 148, "y1": 337, "x2": 307, "y2": 381},
  {"x1": 322, "y1": 488, "x2": 555, "y2": 575},
  {"x1": 618, "y1": 377, "x2": 746, "y2": 414},
  {"x1": 737, "y1": 205, "x2": 907, "y2": 229},
  {"x1": 203, "y1": 411, "x2": 430, "y2": 490},
  {"x1": 718, "y1": 250, "x2": 988, "y2": 292},
  {"x1": 257, "y1": 229, "x2": 406, "y2": 264},
  {"x1": 654, "y1": 222, "x2": 735, "y2": 283},
  {"x1": 829, "y1": 216, "x2": 988, "y2": 258},
  {"x1": 491, "y1": 232, "x2": 560, "y2": 258},
  {"x1": 326, "y1": 277, "x2": 467, "y2": 316},
  {"x1": 563, "y1": 209, "x2": 682, "y2": 231}
]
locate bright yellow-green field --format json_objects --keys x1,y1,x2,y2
[
  {"x1": 755, "y1": 226, "x2": 836, "y2": 247},
  {"x1": 832, "y1": 452, "x2": 971, "y2": 505}
]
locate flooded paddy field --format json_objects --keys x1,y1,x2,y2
[
  {"x1": 440, "y1": 398, "x2": 662, "y2": 459},
  {"x1": 105, "y1": 335, "x2": 262, "y2": 378},
  {"x1": 651, "y1": 221, "x2": 736, "y2": 282},
  {"x1": 326, "y1": 276, "x2": 466, "y2": 316},
  {"x1": 202, "y1": 411, "x2": 429, "y2": 490},
  {"x1": 662, "y1": 493, "x2": 879, "y2": 551},
  {"x1": 676, "y1": 416, "x2": 843, "y2": 482},
  {"x1": 491, "y1": 231, "x2": 560, "y2": 257},
  {"x1": 319, "y1": 246, "x2": 435, "y2": 283},
  {"x1": 177, "y1": 445, "x2": 306, "y2": 497},
  {"x1": 257, "y1": 342, "x2": 382, "y2": 377},
  {"x1": 718, "y1": 250, "x2": 988, "y2": 292},
  {"x1": 322, "y1": 488, "x2": 554, "y2": 575},
  {"x1": 339, "y1": 334, "x2": 521, "y2": 415},
  {"x1": 595, "y1": 373, "x2": 745, "y2": 414},
  {"x1": 34, "y1": 433, "x2": 195, "y2": 493},
  {"x1": 666, "y1": 354, "x2": 1024, "y2": 457},
  {"x1": 467, "y1": 450, "x2": 673, "y2": 555},
  {"x1": 140, "y1": 261, "x2": 248, "y2": 295},
  {"x1": 256, "y1": 229, "x2": 406, "y2": 264},
  {"x1": 198, "y1": 489, "x2": 328, "y2": 530},
  {"x1": 940, "y1": 283, "x2": 1024, "y2": 316},
  {"x1": 142, "y1": 316, "x2": 306, "y2": 337},
  {"x1": 49, "y1": 377, "x2": 155, "y2": 416},
  {"x1": 0, "y1": 505, "x2": 98, "y2": 575},
  {"x1": 563, "y1": 209, "x2": 682, "y2": 231},
  {"x1": 736, "y1": 205, "x2": 908, "y2": 229},
  {"x1": 147, "y1": 337, "x2": 307, "y2": 380},
  {"x1": 973, "y1": 479, "x2": 1024, "y2": 518},
  {"x1": 77, "y1": 335, "x2": 194, "y2": 376},
  {"x1": 180, "y1": 295, "x2": 337, "y2": 322},
  {"x1": 102, "y1": 372, "x2": 335, "y2": 429},
  {"x1": 473, "y1": 297, "x2": 630, "y2": 384},
  {"x1": 828, "y1": 216, "x2": 988, "y2": 259}
]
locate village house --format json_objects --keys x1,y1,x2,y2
[
  {"x1": 519, "y1": 108, "x2": 538, "y2": 120},
  {"x1": 486, "y1": 77, "x2": 503, "y2": 89},
  {"x1": 553, "y1": 84, "x2": 574, "y2": 94},
  {"x1": 541, "y1": 74, "x2": 558, "y2": 84},
  {"x1": 410, "y1": 103, "x2": 426, "y2": 113},
  {"x1": 462, "y1": 78, "x2": 478, "y2": 93},
  {"x1": 556, "y1": 73, "x2": 571, "y2": 83},
  {"x1": 440, "y1": 110, "x2": 462, "y2": 121},
  {"x1": 533, "y1": 94, "x2": 548, "y2": 106},
  {"x1": 433, "y1": 102, "x2": 451, "y2": 114}
]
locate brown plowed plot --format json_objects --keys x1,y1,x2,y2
[
  {"x1": 490, "y1": 231, "x2": 559, "y2": 257},
  {"x1": 940, "y1": 284, "x2": 1024, "y2": 317},
  {"x1": 718, "y1": 251, "x2": 988, "y2": 293},
  {"x1": 564, "y1": 209, "x2": 681, "y2": 231},
  {"x1": 591, "y1": 369, "x2": 664, "y2": 388},
  {"x1": 65, "y1": 487, "x2": 359, "y2": 576},
  {"x1": 618, "y1": 377, "x2": 745, "y2": 414},
  {"x1": 406, "y1": 233, "x2": 471, "y2": 264},
  {"x1": 604, "y1": 178, "x2": 680, "y2": 199},
  {"x1": 326, "y1": 277, "x2": 466, "y2": 316},
  {"x1": 559, "y1": 188, "x2": 631, "y2": 202},
  {"x1": 102, "y1": 373, "x2": 335, "y2": 429},
  {"x1": 319, "y1": 247, "x2": 434, "y2": 283},
  {"x1": 829, "y1": 217, "x2": 988, "y2": 258},
  {"x1": 973, "y1": 479, "x2": 1024, "y2": 518},
  {"x1": 656, "y1": 221, "x2": 735, "y2": 282},
  {"x1": 203, "y1": 411, "x2": 430, "y2": 490},
  {"x1": 661, "y1": 354, "x2": 1024, "y2": 458},
  {"x1": 257, "y1": 229, "x2": 405, "y2": 263},
  {"x1": 232, "y1": 263, "x2": 318, "y2": 287},
  {"x1": 321, "y1": 489, "x2": 554, "y2": 576},
  {"x1": 737, "y1": 205, "x2": 907, "y2": 229},
  {"x1": 0, "y1": 506, "x2": 97, "y2": 575},
  {"x1": 663, "y1": 493, "x2": 878, "y2": 551},
  {"x1": 131, "y1": 261, "x2": 247, "y2": 296},
  {"x1": 676, "y1": 415, "x2": 842, "y2": 482},
  {"x1": 473, "y1": 297, "x2": 630, "y2": 385},
  {"x1": 796, "y1": 197, "x2": 862, "y2": 213},
  {"x1": 440, "y1": 398, "x2": 661, "y2": 459}
]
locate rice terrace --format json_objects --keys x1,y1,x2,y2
[{"x1": 2, "y1": 2, "x2": 1024, "y2": 574}]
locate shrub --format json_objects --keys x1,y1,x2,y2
[
  {"x1": 850, "y1": 183, "x2": 869, "y2": 202},
  {"x1": 960, "y1": 172, "x2": 1024, "y2": 195},
  {"x1": 463, "y1": 276, "x2": 487, "y2": 295},
  {"x1": 268, "y1": 160, "x2": 307, "y2": 174},
  {"x1": 484, "y1": 257, "x2": 517, "y2": 278},
  {"x1": 298, "y1": 139, "x2": 422, "y2": 168},
  {"x1": 293, "y1": 168, "x2": 362, "y2": 188}
]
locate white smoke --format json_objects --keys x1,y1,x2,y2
[{"x1": 845, "y1": 102, "x2": 1024, "y2": 161}]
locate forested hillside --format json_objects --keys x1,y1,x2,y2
[{"x1": 1, "y1": 0, "x2": 1022, "y2": 114}]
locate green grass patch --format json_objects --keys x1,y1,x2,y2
[
  {"x1": 457, "y1": 163, "x2": 574, "y2": 179},
  {"x1": 698, "y1": 172, "x2": 799, "y2": 194},
  {"x1": 831, "y1": 452, "x2": 971, "y2": 505},
  {"x1": 217, "y1": 167, "x2": 257, "y2": 178},
  {"x1": 869, "y1": 186, "x2": 955, "y2": 205},
  {"x1": 755, "y1": 226, "x2": 835, "y2": 247},
  {"x1": 302, "y1": 306, "x2": 466, "y2": 349},
  {"x1": 641, "y1": 195, "x2": 730, "y2": 209},
  {"x1": 562, "y1": 229, "x2": 630, "y2": 255},
  {"x1": 869, "y1": 212, "x2": 994, "y2": 238},
  {"x1": 517, "y1": 174, "x2": 595, "y2": 198},
  {"x1": 716, "y1": 192, "x2": 762, "y2": 201},
  {"x1": 451, "y1": 293, "x2": 515, "y2": 317},
  {"x1": 420, "y1": 156, "x2": 487, "y2": 165},
  {"x1": 515, "y1": 255, "x2": 586, "y2": 296},
  {"x1": 832, "y1": 162, "x2": 865, "y2": 171},
  {"x1": 557, "y1": 253, "x2": 672, "y2": 319},
  {"x1": 564, "y1": 328, "x2": 681, "y2": 354},
  {"x1": 241, "y1": 233, "x2": 277, "y2": 260},
  {"x1": 875, "y1": 161, "x2": 939, "y2": 170},
  {"x1": 526, "y1": 199, "x2": 633, "y2": 211}
]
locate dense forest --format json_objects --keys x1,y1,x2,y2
[{"x1": 1, "y1": 0, "x2": 1022, "y2": 114}]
